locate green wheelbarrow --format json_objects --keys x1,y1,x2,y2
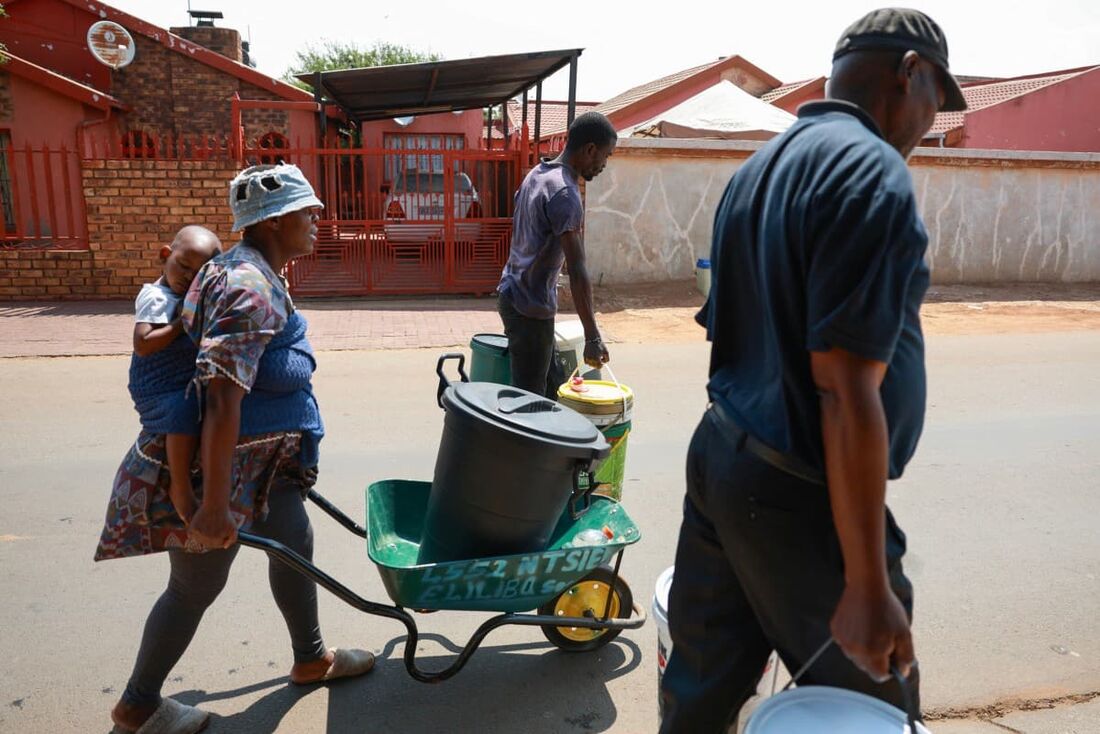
[{"x1": 237, "y1": 479, "x2": 646, "y2": 683}]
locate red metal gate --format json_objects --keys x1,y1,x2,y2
[{"x1": 243, "y1": 143, "x2": 521, "y2": 297}]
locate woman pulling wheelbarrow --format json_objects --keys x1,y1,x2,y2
[{"x1": 95, "y1": 163, "x2": 374, "y2": 734}]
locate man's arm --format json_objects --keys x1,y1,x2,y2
[
  {"x1": 133, "y1": 320, "x2": 184, "y2": 356},
  {"x1": 811, "y1": 347, "x2": 914, "y2": 682},
  {"x1": 561, "y1": 230, "x2": 609, "y2": 367}
]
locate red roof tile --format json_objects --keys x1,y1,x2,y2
[
  {"x1": 542, "y1": 56, "x2": 778, "y2": 137},
  {"x1": 760, "y1": 78, "x2": 817, "y2": 103},
  {"x1": 927, "y1": 67, "x2": 1096, "y2": 136},
  {"x1": 504, "y1": 100, "x2": 599, "y2": 135}
]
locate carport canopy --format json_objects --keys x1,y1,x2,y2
[{"x1": 300, "y1": 49, "x2": 583, "y2": 123}]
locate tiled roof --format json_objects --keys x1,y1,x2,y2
[
  {"x1": 760, "y1": 78, "x2": 818, "y2": 103},
  {"x1": 536, "y1": 58, "x2": 733, "y2": 138},
  {"x1": 927, "y1": 67, "x2": 1094, "y2": 136},
  {"x1": 505, "y1": 100, "x2": 599, "y2": 135},
  {"x1": 594, "y1": 59, "x2": 725, "y2": 119}
]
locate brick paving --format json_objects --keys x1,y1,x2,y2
[{"x1": 0, "y1": 297, "x2": 507, "y2": 358}]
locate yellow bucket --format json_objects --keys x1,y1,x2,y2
[{"x1": 558, "y1": 366, "x2": 633, "y2": 501}]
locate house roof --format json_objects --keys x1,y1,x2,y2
[
  {"x1": 927, "y1": 66, "x2": 1098, "y2": 137},
  {"x1": 3, "y1": 51, "x2": 127, "y2": 111},
  {"x1": 760, "y1": 77, "x2": 826, "y2": 104},
  {"x1": 542, "y1": 55, "x2": 782, "y2": 136},
  {"x1": 303, "y1": 49, "x2": 583, "y2": 122},
  {"x1": 504, "y1": 99, "x2": 599, "y2": 135},
  {"x1": 35, "y1": 0, "x2": 312, "y2": 102}
]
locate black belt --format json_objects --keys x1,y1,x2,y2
[{"x1": 707, "y1": 401, "x2": 826, "y2": 486}]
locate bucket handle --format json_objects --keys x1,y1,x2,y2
[
  {"x1": 567, "y1": 362, "x2": 630, "y2": 422},
  {"x1": 782, "y1": 637, "x2": 921, "y2": 732},
  {"x1": 436, "y1": 353, "x2": 469, "y2": 409},
  {"x1": 569, "y1": 462, "x2": 596, "y2": 520}
]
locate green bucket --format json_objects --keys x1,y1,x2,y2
[
  {"x1": 591, "y1": 419, "x2": 631, "y2": 502},
  {"x1": 469, "y1": 333, "x2": 511, "y2": 384}
]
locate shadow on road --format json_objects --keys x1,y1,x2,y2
[{"x1": 175, "y1": 633, "x2": 644, "y2": 733}]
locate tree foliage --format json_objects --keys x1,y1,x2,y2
[{"x1": 284, "y1": 40, "x2": 440, "y2": 90}]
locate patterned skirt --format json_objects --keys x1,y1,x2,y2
[{"x1": 94, "y1": 430, "x2": 313, "y2": 561}]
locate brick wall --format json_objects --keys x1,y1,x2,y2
[
  {"x1": 240, "y1": 82, "x2": 290, "y2": 145},
  {"x1": 108, "y1": 36, "x2": 290, "y2": 145},
  {"x1": 170, "y1": 26, "x2": 242, "y2": 64},
  {"x1": 0, "y1": 158, "x2": 239, "y2": 300}
]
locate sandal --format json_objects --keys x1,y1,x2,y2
[
  {"x1": 110, "y1": 697, "x2": 209, "y2": 734},
  {"x1": 291, "y1": 647, "x2": 375, "y2": 685}
]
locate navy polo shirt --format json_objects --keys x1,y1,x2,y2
[{"x1": 700, "y1": 100, "x2": 930, "y2": 479}]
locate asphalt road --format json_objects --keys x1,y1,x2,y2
[{"x1": 1, "y1": 334, "x2": 1098, "y2": 732}]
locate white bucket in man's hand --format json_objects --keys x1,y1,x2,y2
[
  {"x1": 654, "y1": 566, "x2": 782, "y2": 732},
  {"x1": 745, "y1": 686, "x2": 931, "y2": 733},
  {"x1": 654, "y1": 565, "x2": 675, "y2": 720}
]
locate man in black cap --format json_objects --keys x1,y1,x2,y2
[{"x1": 659, "y1": 8, "x2": 966, "y2": 732}]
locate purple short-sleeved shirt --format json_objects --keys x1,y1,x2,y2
[{"x1": 497, "y1": 160, "x2": 584, "y2": 319}]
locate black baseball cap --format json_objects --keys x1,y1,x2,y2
[{"x1": 833, "y1": 8, "x2": 968, "y2": 112}]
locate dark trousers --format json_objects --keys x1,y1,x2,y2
[
  {"x1": 122, "y1": 480, "x2": 325, "y2": 707},
  {"x1": 659, "y1": 408, "x2": 919, "y2": 733},
  {"x1": 497, "y1": 294, "x2": 564, "y2": 398}
]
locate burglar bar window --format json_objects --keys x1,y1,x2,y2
[{"x1": 383, "y1": 134, "x2": 465, "y2": 183}]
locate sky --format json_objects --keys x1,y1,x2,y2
[{"x1": 113, "y1": 0, "x2": 1100, "y2": 102}]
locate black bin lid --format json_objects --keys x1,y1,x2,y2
[{"x1": 446, "y1": 382, "x2": 604, "y2": 446}]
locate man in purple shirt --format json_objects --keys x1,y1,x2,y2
[{"x1": 497, "y1": 111, "x2": 617, "y2": 396}]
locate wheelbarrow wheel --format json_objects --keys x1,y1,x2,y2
[{"x1": 539, "y1": 565, "x2": 634, "y2": 652}]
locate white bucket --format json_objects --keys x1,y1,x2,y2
[
  {"x1": 745, "y1": 686, "x2": 931, "y2": 733},
  {"x1": 654, "y1": 565, "x2": 675, "y2": 720},
  {"x1": 654, "y1": 566, "x2": 782, "y2": 733},
  {"x1": 695, "y1": 258, "x2": 711, "y2": 298}
]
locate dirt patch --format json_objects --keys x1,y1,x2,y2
[{"x1": 561, "y1": 280, "x2": 1100, "y2": 342}]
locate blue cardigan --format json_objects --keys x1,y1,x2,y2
[{"x1": 127, "y1": 310, "x2": 323, "y2": 466}]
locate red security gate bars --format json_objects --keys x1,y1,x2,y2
[
  {"x1": 241, "y1": 138, "x2": 522, "y2": 297},
  {"x1": 0, "y1": 140, "x2": 87, "y2": 249}
]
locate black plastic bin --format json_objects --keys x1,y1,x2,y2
[{"x1": 417, "y1": 354, "x2": 610, "y2": 564}]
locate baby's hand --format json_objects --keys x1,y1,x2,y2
[{"x1": 168, "y1": 478, "x2": 198, "y2": 525}]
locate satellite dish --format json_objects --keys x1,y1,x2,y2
[
  {"x1": 87, "y1": 21, "x2": 136, "y2": 70},
  {"x1": 393, "y1": 116, "x2": 415, "y2": 127}
]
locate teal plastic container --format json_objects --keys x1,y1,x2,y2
[{"x1": 469, "y1": 333, "x2": 511, "y2": 384}]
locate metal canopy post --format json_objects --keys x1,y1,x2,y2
[
  {"x1": 534, "y1": 81, "x2": 542, "y2": 162},
  {"x1": 486, "y1": 105, "x2": 493, "y2": 150},
  {"x1": 521, "y1": 89, "x2": 529, "y2": 163},
  {"x1": 567, "y1": 53, "x2": 578, "y2": 127},
  {"x1": 314, "y1": 72, "x2": 326, "y2": 145}
]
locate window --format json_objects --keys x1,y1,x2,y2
[
  {"x1": 257, "y1": 131, "x2": 289, "y2": 165},
  {"x1": 120, "y1": 130, "x2": 157, "y2": 159},
  {"x1": 0, "y1": 131, "x2": 15, "y2": 234},
  {"x1": 383, "y1": 133, "x2": 465, "y2": 182}
]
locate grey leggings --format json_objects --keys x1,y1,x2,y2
[{"x1": 123, "y1": 481, "x2": 325, "y2": 707}]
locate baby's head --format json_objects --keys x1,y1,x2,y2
[{"x1": 159, "y1": 225, "x2": 222, "y2": 295}]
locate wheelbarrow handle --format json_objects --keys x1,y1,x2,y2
[{"x1": 436, "y1": 352, "x2": 470, "y2": 408}]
